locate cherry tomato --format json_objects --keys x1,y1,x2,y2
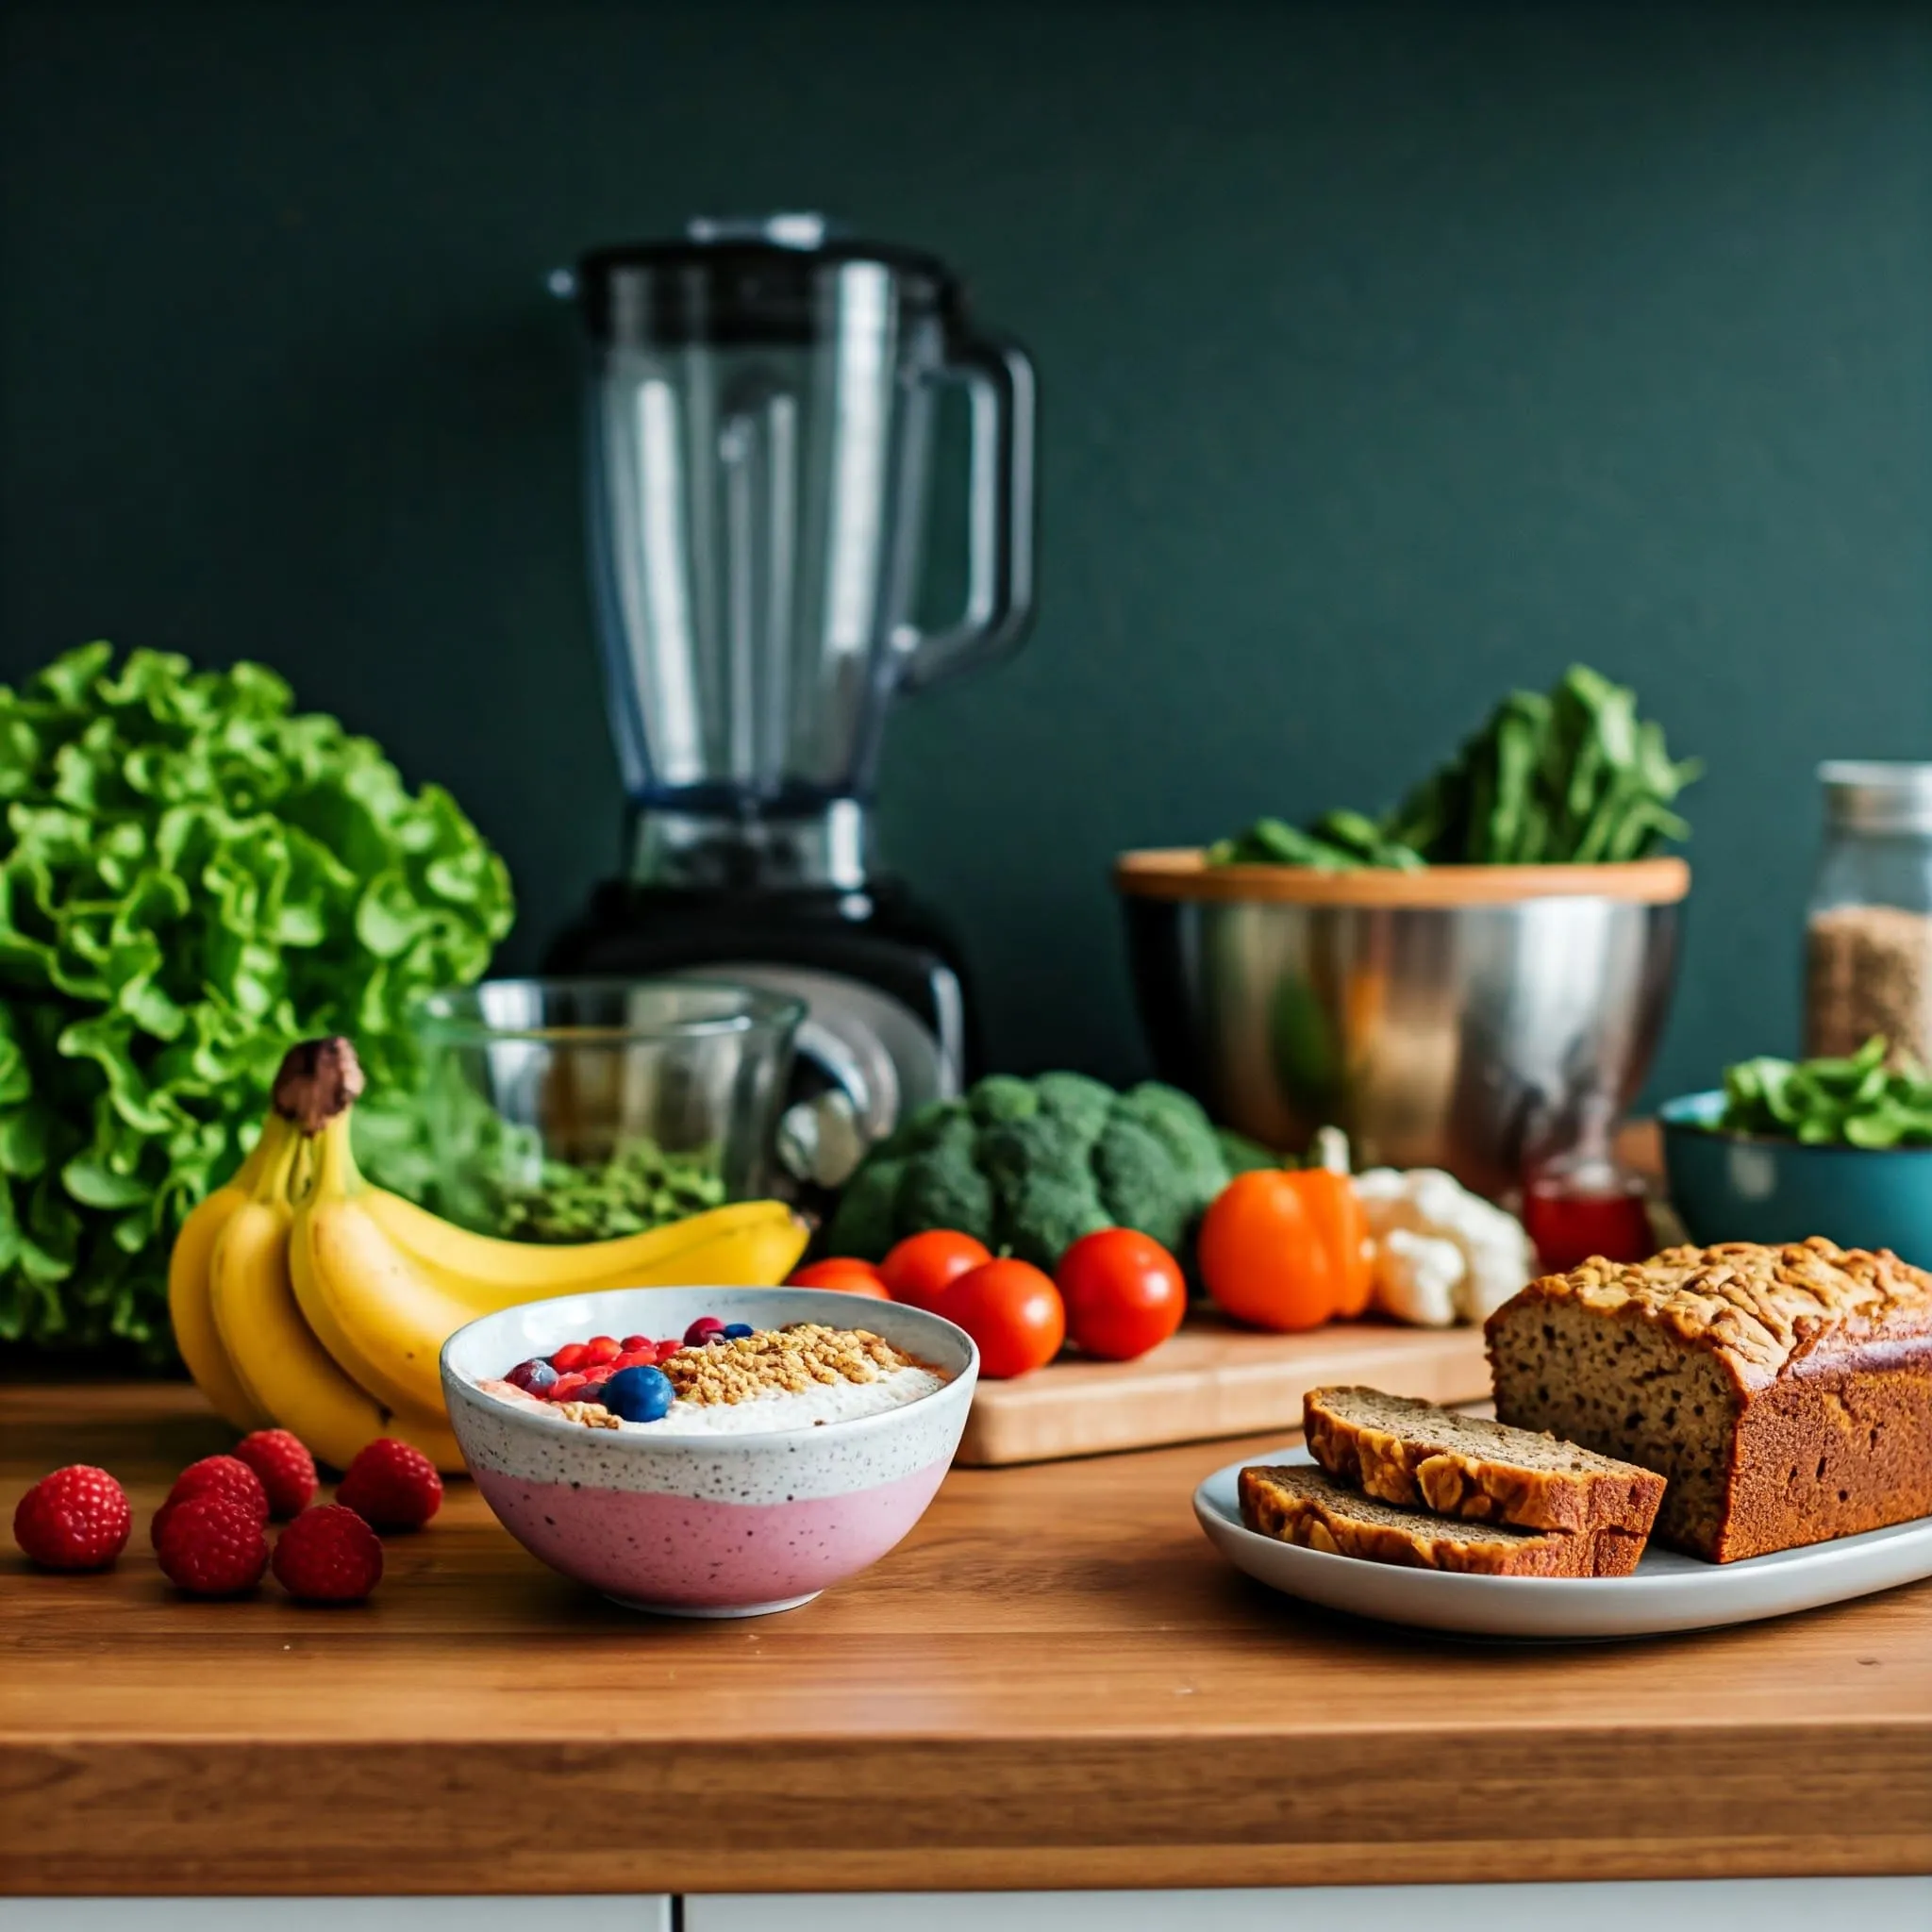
[
  {"x1": 1056, "y1": 1228, "x2": 1187, "y2": 1361},
  {"x1": 942, "y1": 1258, "x2": 1065, "y2": 1378},
  {"x1": 787, "y1": 1257, "x2": 891, "y2": 1300},
  {"x1": 880, "y1": 1229, "x2": 992, "y2": 1311}
]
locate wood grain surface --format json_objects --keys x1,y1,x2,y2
[
  {"x1": 5, "y1": 1383, "x2": 1930, "y2": 1896},
  {"x1": 1114, "y1": 847, "x2": 1691, "y2": 906},
  {"x1": 958, "y1": 1318, "x2": 1489, "y2": 1464}
]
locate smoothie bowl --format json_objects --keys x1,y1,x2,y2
[{"x1": 441, "y1": 1287, "x2": 976, "y2": 1617}]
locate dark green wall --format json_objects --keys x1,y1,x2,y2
[{"x1": 4, "y1": 2, "x2": 1929, "y2": 1103}]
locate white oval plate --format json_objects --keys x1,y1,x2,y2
[{"x1": 1193, "y1": 1446, "x2": 1932, "y2": 1639}]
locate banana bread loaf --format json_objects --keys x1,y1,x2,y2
[
  {"x1": 1304, "y1": 1385, "x2": 1665, "y2": 1537},
  {"x1": 1486, "y1": 1237, "x2": 1932, "y2": 1561},
  {"x1": 1238, "y1": 1464, "x2": 1647, "y2": 1576}
]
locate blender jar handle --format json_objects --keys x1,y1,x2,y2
[{"x1": 896, "y1": 334, "x2": 1037, "y2": 694}]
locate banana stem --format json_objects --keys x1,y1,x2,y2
[
  {"x1": 308, "y1": 1114, "x2": 366, "y2": 1201},
  {"x1": 273, "y1": 1037, "x2": 366, "y2": 1134},
  {"x1": 249, "y1": 1115, "x2": 304, "y2": 1208}
]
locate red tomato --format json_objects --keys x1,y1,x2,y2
[
  {"x1": 880, "y1": 1229, "x2": 992, "y2": 1311},
  {"x1": 942, "y1": 1258, "x2": 1065, "y2": 1379},
  {"x1": 787, "y1": 1257, "x2": 891, "y2": 1300},
  {"x1": 1056, "y1": 1228, "x2": 1187, "y2": 1361}
]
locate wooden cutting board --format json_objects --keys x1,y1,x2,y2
[{"x1": 955, "y1": 1316, "x2": 1491, "y2": 1466}]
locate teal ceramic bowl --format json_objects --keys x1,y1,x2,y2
[{"x1": 1659, "y1": 1091, "x2": 1932, "y2": 1266}]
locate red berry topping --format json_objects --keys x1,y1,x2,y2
[
  {"x1": 231, "y1": 1429, "x2": 318, "y2": 1520},
  {"x1": 549, "y1": 1342, "x2": 589, "y2": 1372},
  {"x1": 656, "y1": 1339, "x2": 683, "y2": 1358},
  {"x1": 336, "y1": 1439, "x2": 443, "y2": 1532},
  {"x1": 156, "y1": 1496, "x2": 270, "y2": 1596},
  {"x1": 547, "y1": 1372, "x2": 590, "y2": 1399},
  {"x1": 13, "y1": 1465, "x2": 132, "y2": 1572},
  {"x1": 582, "y1": 1335, "x2": 622, "y2": 1365},
  {"x1": 683, "y1": 1315, "x2": 725, "y2": 1345},
  {"x1": 169, "y1": 1454, "x2": 269, "y2": 1524},
  {"x1": 620, "y1": 1335, "x2": 652, "y2": 1352},
  {"x1": 610, "y1": 1346, "x2": 656, "y2": 1370},
  {"x1": 271, "y1": 1504, "x2": 383, "y2": 1603}
]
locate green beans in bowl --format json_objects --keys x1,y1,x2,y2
[{"x1": 1661, "y1": 1039, "x2": 1932, "y2": 1265}]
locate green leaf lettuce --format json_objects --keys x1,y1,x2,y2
[{"x1": 0, "y1": 643, "x2": 513, "y2": 1360}]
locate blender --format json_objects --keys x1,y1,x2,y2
[{"x1": 545, "y1": 216, "x2": 1037, "y2": 1183}]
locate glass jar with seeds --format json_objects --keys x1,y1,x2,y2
[{"x1": 1806, "y1": 763, "x2": 1932, "y2": 1067}]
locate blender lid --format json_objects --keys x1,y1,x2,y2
[{"x1": 573, "y1": 213, "x2": 968, "y2": 345}]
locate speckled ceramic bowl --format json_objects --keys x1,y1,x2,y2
[{"x1": 441, "y1": 1286, "x2": 976, "y2": 1618}]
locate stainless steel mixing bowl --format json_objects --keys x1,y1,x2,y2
[{"x1": 1118, "y1": 851, "x2": 1690, "y2": 1198}]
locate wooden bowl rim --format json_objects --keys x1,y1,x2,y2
[{"x1": 1113, "y1": 848, "x2": 1690, "y2": 908}]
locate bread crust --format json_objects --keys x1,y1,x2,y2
[
  {"x1": 1486, "y1": 1238, "x2": 1932, "y2": 1561},
  {"x1": 1303, "y1": 1386, "x2": 1664, "y2": 1538},
  {"x1": 1238, "y1": 1465, "x2": 1645, "y2": 1577}
]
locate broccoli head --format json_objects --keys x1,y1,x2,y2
[
  {"x1": 824, "y1": 1153, "x2": 905, "y2": 1257},
  {"x1": 1092, "y1": 1109, "x2": 1193, "y2": 1250},
  {"x1": 1114, "y1": 1082, "x2": 1226, "y2": 1211},
  {"x1": 996, "y1": 1171, "x2": 1109, "y2": 1270},
  {"x1": 893, "y1": 1114, "x2": 996, "y2": 1245},
  {"x1": 822, "y1": 1074, "x2": 1233, "y2": 1267}
]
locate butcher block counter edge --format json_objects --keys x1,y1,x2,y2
[{"x1": 5, "y1": 1383, "x2": 1931, "y2": 1895}]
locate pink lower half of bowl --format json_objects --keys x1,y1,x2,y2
[{"x1": 475, "y1": 1458, "x2": 951, "y2": 1615}]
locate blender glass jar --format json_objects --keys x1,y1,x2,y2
[{"x1": 1805, "y1": 762, "x2": 1932, "y2": 1065}]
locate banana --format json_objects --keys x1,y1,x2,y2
[
  {"x1": 364, "y1": 1189, "x2": 804, "y2": 1307},
  {"x1": 166, "y1": 1125, "x2": 280, "y2": 1432},
  {"x1": 209, "y1": 1117, "x2": 465, "y2": 1474},
  {"x1": 291, "y1": 1116, "x2": 810, "y2": 1420}
]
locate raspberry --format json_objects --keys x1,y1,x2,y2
[
  {"x1": 231, "y1": 1430, "x2": 318, "y2": 1520},
  {"x1": 157, "y1": 1496, "x2": 270, "y2": 1596},
  {"x1": 169, "y1": 1454, "x2": 269, "y2": 1524},
  {"x1": 336, "y1": 1439, "x2": 442, "y2": 1531},
  {"x1": 272, "y1": 1504, "x2": 383, "y2": 1602},
  {"x1": 13, "y1": 1465, "x2": 132, "y2": 1571}
]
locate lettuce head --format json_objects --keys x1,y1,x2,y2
[{"x1": 0, "y1": 642, "x2": 513, "y2": 1359}]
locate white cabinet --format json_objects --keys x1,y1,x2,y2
[{"x1": 685, "y1": 1878, "x2": 1932, "y2": 1932}]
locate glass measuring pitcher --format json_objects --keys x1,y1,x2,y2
[{"x1": 565, "y1": 216, "x2": 1036, "y2": 881}]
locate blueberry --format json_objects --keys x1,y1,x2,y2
[
  {"x1": 722, "y1": 1322, "x2": 755, "y2": 1340},
  {"x1": 507, "y1": 1358, "x2": 558, "y2": 1393},
  {"x1": 601, "y1": 1365, "x2": 675, "y2": 1424}
]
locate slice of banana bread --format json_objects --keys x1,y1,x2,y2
[
  {"x1": 1304, "y1": 1385, "x2": 1664, "y2": 1537},
  {"x1": 1238, "y1": 1464, "x2": 1647, "y2": 1576},
  {"x1": 1486, "y1": 1237, "x2": 1932, "y2": 1562}
]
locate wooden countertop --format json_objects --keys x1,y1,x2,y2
[{"x1": 5, "y1": 1382, "x2": 1931, "y2": 1896}]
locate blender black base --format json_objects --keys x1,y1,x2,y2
[{"x1": 544, "y1": 877, "x2": 978, "y2": 1086}]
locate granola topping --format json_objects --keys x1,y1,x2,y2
[{"x1": 658, "y1": 1323, "x2": 915, "y2": 1406}]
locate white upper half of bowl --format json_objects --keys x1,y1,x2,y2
[{"x1": 441, "y1": 1284, "x2": 976, "y2": 1448}]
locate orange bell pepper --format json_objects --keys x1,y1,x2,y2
[{"x1": 1198, "y1": 1161, "x2": 1372, "y2": 1331}]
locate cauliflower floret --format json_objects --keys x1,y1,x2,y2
[
  {"x1": 1372, "y1": 1227, "x2": 1464, "y2": 1326},
  {"x1": 1354, "y1": 1166, "x2": 1536, "y2": 1325}
]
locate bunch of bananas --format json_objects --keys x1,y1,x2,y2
[{"x1": 166, "y1": 1039, "x2": 809, "y2": 1472}]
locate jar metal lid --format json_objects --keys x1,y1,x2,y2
[{"x1": 1820, "y1": 760, "x2": 1932, "y2": 835}]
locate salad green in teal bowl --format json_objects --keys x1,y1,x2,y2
[{"x1": 1661, "y1": 1039, "x2": 1932, "y2": 1266}]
